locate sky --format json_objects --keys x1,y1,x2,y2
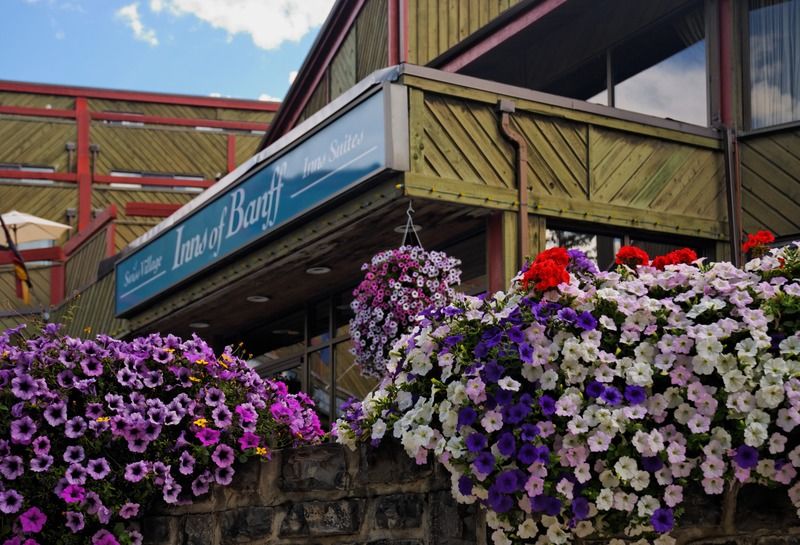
[{"x1": 0, "y1": 0, "x2": 337, "y2": 101}]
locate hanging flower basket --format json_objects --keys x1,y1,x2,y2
[{"x1": 349, "y1": 245, "x2": 461, "y2": 377}]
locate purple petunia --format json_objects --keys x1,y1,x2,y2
[
  {"x1": 212, "y1": 444, "x2": 235, "y2": 468},
  {"x1": 63, "y1": 445, "x2": 85, "y2": 463},
  {"x1": 43, "y1": 402, "x2": 67, "y2": 427},
  {"x1": 64, "y1": 416, "x2": 87, "y2": 439},
  {"x1": 10, "y1": 416, "x2": 37, "y2": 445},
  {"x1": 65, "y1": 511, "x2": 85, "y2": 533},
  {"x1": 61, "y1": 484, "x2": 86, "y2": 504},
  {"x1": 11, "y1": 374, "x2": 37, "y2": 400},
  {"x1": 204, "y1": 387, "x2": 225, "y2": 406},
  {"x1": 86, "y1": 458, "x2": 111, "y2": 480},
  {"x1": 624, "y1": 385, "x2": 647, "y2": 405},
  {"x1": 496, "y1": 432, "x2": 516, "y2": 457},
  {"x1": 19, "y1": 506, "x2": 47, "y2": 533},
  {"x1": 179, "y1": 451, "x2": 195, "y2": 475},
  {"x1": 214, "y1": 465, "x2": 235, "y2": 486},
  {"x1": 600, "y1": 386, "x2": 623, "y2": 406},
  {"x1": 539, "y1": 395, "x2": 556, "y2": 416},
  {"x1": 465, "y1": 432, "x2": 487, "y2": 452},
  {"x1": 31, "y1": 436, "x2": 50, "y2": 456},
  {"x1": 238, "y1": 432, "x2": 260, "y2": 451},
  {"x1": 734, "y1": 445, "x2": 759, "y2": 469},
  {"x1": 119, "y1": 502, "x2": 140, "y2": 519},
  {"x1": 473, "y1": 451, "x2": 495, "y2": 475},
  {"x1": 0, "y1": 489, "x2": 24, "y2": 514},
  {"x1": 29, "y1": 455, "x2": 53, "y2": 473},
  {"x1": 124, "y1": 461, "x2": 149, "y2": 483},
  {"x1": 0, "y1": 455, "x2": 24, "y2": 480},
  {"x1": 651, "y1": 508, "x2": 675, "y2": 533},
  {"x1": 195, "y1": 428, "x2": 221, "y2": 447}
]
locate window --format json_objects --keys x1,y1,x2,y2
[
  {"x1": 747, "y1": 0, "x2": 800, "y2": 129},
  {"x1": 544, "y1": 4, "x2": 708, "y2": 126},
  {"x1": 546, "y1": 223, "x2": 714, "y2": 270}
]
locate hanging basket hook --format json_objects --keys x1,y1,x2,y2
[{"x1": 401, "y1": 200, "x2": 423, "y2": 248}]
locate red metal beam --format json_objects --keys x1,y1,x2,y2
[
  {"x1": 0, "y1": 80, "x2": 280, "y2": 112},
  {"x1": 226, "y1": 134, "x2": 237, "y2": 172},
  {"x1": 63, "y1": 205, "x2": 117, "y2": 256},
  {"x1": 718, "y1": 0, "x2": 734, "y2": 126},
  {"x1": 91, "y1": 111, "x2": 268, "y2": 132},
  {"x1": 50, "y1": 264, "x2": 64, "y2": 306},
  {"x1": 93, "y1": 174, "x2": 214, "y2": 189},
  {"x1": 124, "y1": 202, "x2": 181, "y2": 218},
  {"x1": 0, "y1": 170, "x2": 77, "y2": 182},
  {"x1": 106, "y1": 222, "x2": 116, "y2": 257},
  {"x1": 0, "y1": 247, "x2": 64, "y2": 265},
  {"x1": 438, "y1": 0, "x2": 568, "y2": 73},
  {"x1": 487, "y1": 213, "x2": 504, "y2": 294},
  {"x1": 0, "y1": 105, "x2": 76, "y2": 119},
  {"x1": 76, "y1": 97, "x2": 92, "y2": 231}
]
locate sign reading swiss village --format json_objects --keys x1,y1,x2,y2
[{"x1": 115, "y1": 88, "x2": 403, "y2": 315}]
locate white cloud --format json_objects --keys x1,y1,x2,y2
[
  {"x1": 149, "y1": 0, "x2": 334, "y2": 50},
  {"x1": 55, "y1": 30, "x2": 65, "y2": 40},
  {"x1": 258, "y1": 93, "x2": 281, "y2": 102},
  {"x1": 117, "y1": 3, "x2": 159, "y2": 47},
  {"x1": 288, "y1": 70, "x2": 298, "y2": 84}
]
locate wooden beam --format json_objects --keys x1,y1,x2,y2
[
  {"x1": 0, "y1": 105, "x2": 76, "y2": 119},
  {"x1": 124, "y1": 202, "x2": 181, "y2": 218},
  {"x1": 0, "y1": 247, "x2": 64, "y2": 265},
  {"x1": 91, "y1": 112, "x2": 268, "y2": 132},
  {"x1": 0, "y1": 170, "x2": 77, "y2": 183},
  {"x1": 529, "y1": 214, "x2": 547, "y2": 256},
  {"x1": 0, "y1": 80, "x2": 279, "y2": 111},
  {"x1": 403, "y1": 173, "x2": 519, "y2": 211},
  {"x1": 93, "y1": 175, "x2": 214, "y2": 189}
]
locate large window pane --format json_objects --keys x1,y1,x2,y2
[
  {"x1": 748, "y1": 0, "x2": 800, "y2": 129},
  {"x1": 614, "y1": 7, "x2": 707, "y2": 125},
  {"x1": 309, "y1": 349, "x2": 332, "y2": 428},
  {"x1": 334, "y1": 341, "x2": 378, "y2": 418},
  {"x1": 546, "y1": 229, "x2": 621, "y2": 271}
]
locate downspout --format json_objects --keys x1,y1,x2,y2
[{"x1": 497, "y1": 99, "x2": 530, "y2": 266}]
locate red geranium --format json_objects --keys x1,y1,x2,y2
[
  {"x1": 652, "y1": 248, "x2": 698, "y2": 270},
  {"x1": 742, "y1": 230, "x2": 775, "y2": 254},
  {"x1": 521, "y1": 247, "x2": 571, "y2": 292},
  {"x1": 615, "y1": 246, "x2": 650, "y2": 267}
]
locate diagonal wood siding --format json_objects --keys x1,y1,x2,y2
[
  {"x1": 51, "y1": 272, "x2": 128, "y2": 337},
  {"x1": 235, "y1": 135, "x2": 265, "y2": 167},
  {"x1": 356, "y1": 0, "x2": 388, "y2": 80},
  {"x1": 88, "y1": 99, "x2": 273, "y2": 124},
  {"x1": 91, "y1": 124, "x2": 227, "y2": 178},
  {"x1": 0, "y1": 183, "x2": 76, "y2": 226},
  {"x1": 740, "y1": 130, "x2": 800, "y2": 237},
  {"x1": 0, "y1": 119, "x2": 74, "y2": 170},
  {"x1": 0, "y1": 266, "x2": 51, "y2": 312},
  {"x1": 406, "y1": 80, "x2": 727, "y2": 240},
  {"x1": 408, "y1": 0, "x2": 523, "y2": 65},
  {"x1": 0, "y1": 92, "x2": 74, "y2": 110},
  {"x1": 65, "y1": 228, "x2": 108, "y2": 296}
]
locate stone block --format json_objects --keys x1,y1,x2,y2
[
  {"x1": 358, "y1": 439, "x2": 431, "y2": 485},
  {"x1": 369, "y1": 540, "x2": 424, "y2": 545},
  {"x1": 280, "y1": 500, "x2": 362, "y2": 537},
  {"x1": 756, "y1": 536, "x2": 800, "y2": 545},
  {"x1": 374, "y1": 494, "x2": 424, "y2": 529},
  {"x1": 184, "y1": 513, "x2": 217, "y2": 545},
  {"x1": 430, "y1": 490, "x2": 478, "y2": 545},
  {"x1": 281, "y1": 444, "x2": 348, "y2": 491},
  {"x1": 221, "y1": 506, "x2": 273, "y2": 541},
  {"x1": 141, "y1": 516, "x2": 181, "y2": 545},
  {"x1": 736, "y1": 485, "x2": 796, "y2": 532},
  {"x1": 680, "y1": 483, "x2": 723, "y2": 527}
]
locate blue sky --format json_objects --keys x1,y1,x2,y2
[{"x1": 0, "y1": 0, "x2": 335, "y2": 101}]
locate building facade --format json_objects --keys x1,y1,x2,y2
[
  {"x1": 8, "y1": 0, "x2": 799, "y2": 429},
  {"x1": 0, "y1": 81, "x2": 277, "y2": 321}
]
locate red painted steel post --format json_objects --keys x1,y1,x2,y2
[
  {"x1": 75, "y1": 97, "x2": 92, "y2": 231},
  {"x1": 227, "y1": 134, "x2": 237, "y2": 173},
  {"x1": 50, "y1": 263, "x2": 65, "y2": 306}
]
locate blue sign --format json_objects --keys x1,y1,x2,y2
[{"x1": 116, "y1": 90, "x2": 391, "y2": 315}]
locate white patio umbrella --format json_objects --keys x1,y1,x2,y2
[{"x1": 0, "y1": 210, "x2": 72, "y2": 245}]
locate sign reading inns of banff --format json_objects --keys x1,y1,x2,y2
[{"x1": 115, "y1": 90, "x2": 393, "y2": 315}]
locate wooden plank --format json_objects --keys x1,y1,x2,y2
[
  {"x1": 356, "y1": 0, "x2": 388, "y2": 80},
  {"x1": 438, "y1": 0, "x2": 449, "y2": 60},
  {"x1": 331, "y1": 29, "x2": 357, "y2": 100},
  {"x1": 501, "y1": 210, "x2": 520, "y2": 279},
  {"x1": 408, "y1": 88, "x2": 427, "y2": 174},
  {"x1": 403, "y1": 172, "x2": 519, "y2": 211},
  {"x1": 459, "y1": 0, "x2": 470, "y2": 40},
  {"x1": 529, "y1": 214, "x2": 547, "y2": 255}
]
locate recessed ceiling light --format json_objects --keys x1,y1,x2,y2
[
  {"x1": 189, "y1": 322, "x2": 210, "y2": 329},
  {"x1": 246, "y1": 295, "x2": 270, "y2": 303},
  {"x1": 306, "y1": 266, "x2": 331, "y2": 275},
  {"x1": 393, "y1": 224, "x2": 423, "y2": 233},
  {"x1": 271, "y1": 329, "x2": 301, "y2": 336}
]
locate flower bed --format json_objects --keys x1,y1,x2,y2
[
  {"x1": 0, "y1": 327, "x2": 323, "y2": 545},
  {"x1": 336, "y1": 242, "x2": 800, "y2": 545}
]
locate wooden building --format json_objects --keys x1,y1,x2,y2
[
  {"x1": 8, "y1": 0, "x2": 800, "y2": 427},
  {"x1": 0, "y1": 81, "x2": 277, "y2": 322}
]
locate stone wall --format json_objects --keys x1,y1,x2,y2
[
  {"x1": 139, "y1": 442, "x2": 800, "y2": 545},
  {"x1": 139, "y1": 441, "x2": 480, "y2": 545}
]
